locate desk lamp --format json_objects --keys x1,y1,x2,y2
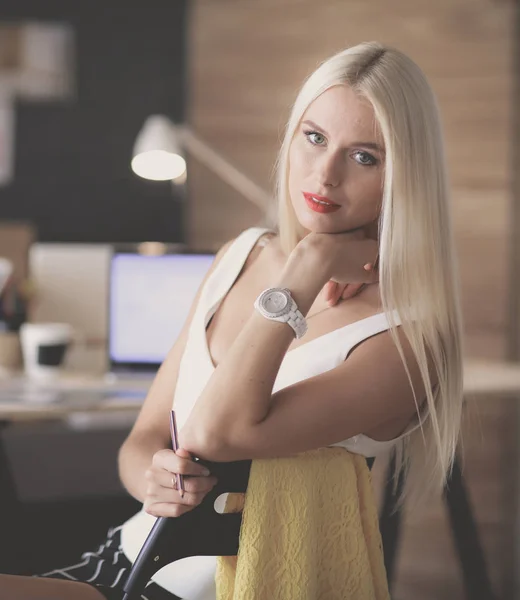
[{"x1": 131, "y1": 114, "x2": 271, "y2": 211}]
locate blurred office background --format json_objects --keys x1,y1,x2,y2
[{"x1": 0, "y1": 1, "x2": 518, "y2": 599}]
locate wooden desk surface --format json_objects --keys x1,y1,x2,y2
[{"x1": 1, "y1": 359, "x2": 520, "y2": 422}]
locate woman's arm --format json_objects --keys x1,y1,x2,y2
[
  {"x1": 179, "y1": 239, "x2": 327, "y2": 453},
  {"x1": 118, "y1": 239, "x2": 234, "y2": 502},
  {"x1": 180, "y1": 235, "x2": 424, "y2": 461}
]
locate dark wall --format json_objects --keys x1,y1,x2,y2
[{"x1": 0, "y1": 2, "x2": 188, "y2": 243}]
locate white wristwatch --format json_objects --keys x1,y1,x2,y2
[{"x1": 254, "y1": 287, "x2": 308, "y2": 339}]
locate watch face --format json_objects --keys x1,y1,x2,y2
[{"x1": 262, "y1": 290, "x2": 289, "y2": 316}]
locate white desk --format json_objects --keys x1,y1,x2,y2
[{"x1": 0, "y1": 372, "x2": 151, "y2": 422}]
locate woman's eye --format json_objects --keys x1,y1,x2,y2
[
  {"x1": 304, "y1": 131, "x2": 326, "y2": 146},
  {"x1": 352, "y1": 151, "x2": 377, "y2": 166}
]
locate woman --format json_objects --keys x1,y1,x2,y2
[{"x1": 1, "y1": 41, "x2": 463, "y2": 599}]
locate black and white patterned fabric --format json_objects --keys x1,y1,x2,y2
[{"x1": 37, "y1": 526, "x2": 182, "y2": 600}]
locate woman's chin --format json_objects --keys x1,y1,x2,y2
[{"x1": 296, "y1": 214, "x2": 346, "y2": 235}]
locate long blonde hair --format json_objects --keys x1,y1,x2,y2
[{"x1": 270, "y1": 42, "x2": 464, "y2": 506}]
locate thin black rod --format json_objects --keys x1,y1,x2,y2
[{"x1": 508, "y1": 0, "x2": 520, "y2": 361}]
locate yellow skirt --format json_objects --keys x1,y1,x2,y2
[{"x1": 216, "y1": 447, "x2": 390, "y2": 600}]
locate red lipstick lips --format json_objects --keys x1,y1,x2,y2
[{"x1": 303, "y1": 192, "x2": 341, "y2": 214}]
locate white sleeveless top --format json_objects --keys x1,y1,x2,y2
[{"x1": 120, "y1": 227, "x2": 415, "y2": 599}]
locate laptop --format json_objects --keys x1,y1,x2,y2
[{"x1": 107, "y1": 245, "x2": 215, "y2": 377}]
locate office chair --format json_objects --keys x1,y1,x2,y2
[
  {"x1": 122, "y1": 455, "x2": 375, "y2": 600},
  {"x1": 122, "y1": 453, "x2": 494, "y2": 600}
]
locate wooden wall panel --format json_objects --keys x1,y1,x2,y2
[
  {"x1": 188, "y1": 1, "x2": 515, "y2": 598},
  {"x1": 188, "y1": 0, "x2": 513, "y2": 360}
]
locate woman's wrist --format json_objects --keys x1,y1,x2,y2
[{"x1": 273, "y1": 241, "x2": 330, "y2": 316}]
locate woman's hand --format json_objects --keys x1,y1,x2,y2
[
  {"x1": 143, "y1": 448, "x2": 218, "y2": 518},
  {"x1": 298, "y1": 231, "x2": 379, "y2": 290},
  {"x1": 322, "y1": 280, "x2": 368, "y2": 306}
]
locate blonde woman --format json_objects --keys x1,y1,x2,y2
[{"x1": 2, "y1": 41, "x2": 463, "y2": 600}]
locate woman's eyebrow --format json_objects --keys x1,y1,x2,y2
[
  {"x1": 302, "y1": 120, "x2": 384, "y2": 153},
  {"x1": 302, "y1": 119, "x2": 328, "y2": 135},
  {"x1": 350, "y1": 141, "x2": 385, "y2": 153}
]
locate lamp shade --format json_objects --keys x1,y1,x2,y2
[{"x1": 131, "y1": 115, "x2": 187, "y2": 181}]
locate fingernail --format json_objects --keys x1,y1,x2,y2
[{"x1": 201, "y1": 468, "x2": 210, "y2": 476}]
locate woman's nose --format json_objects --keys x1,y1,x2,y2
[{"x1": 317, "y1": 152, "x2": 343, "y2": 188}]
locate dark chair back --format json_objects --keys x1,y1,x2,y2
[{"x1": 122, "y1": 458, "x2": 251, "y2": 600}]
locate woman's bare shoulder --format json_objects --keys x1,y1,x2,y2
[{"x1": 241, "y1": 231, "x2": 280, "y2": 271}]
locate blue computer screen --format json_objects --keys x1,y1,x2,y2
[{"x1": 109, "y1": 252, "x2": 214, "y2": 365}]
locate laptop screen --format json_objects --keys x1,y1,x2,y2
[{"x1": 108, "y1": 251, "x2": 215, "y2": 371}]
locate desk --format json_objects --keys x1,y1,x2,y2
[
  {"x1": 1, "y1": 357, "x2": 518, "y2": 408},
  {"x1": 1, "y1": 358, "x2": 519, "y2": 419},
  {"x1": 0, "y1": 371, "x2": 150, "y2": 573},
  {"x1": 0, "y1": 373, "x2": 150, "y2": 421}
]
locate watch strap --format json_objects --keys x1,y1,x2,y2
[{"x1": 285, "y1": 295, "x2": 308, "y2": 339}]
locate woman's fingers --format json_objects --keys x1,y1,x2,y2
[
  {"x1": 148, "y1": 468, "x2": 217, "y2": 494},
  {"x1": 144, "y1": 482, "x2": 214, "y2": 504},
  {"x1": 323, "y1": 280, "x2": 336, "y2": 303},
  {"x1": 326, "y1": 283, "x2": 343, "y2": 306},
  {"x1": 323, "y1": 260, "x2": 381, "y2": 307},
  {"x1": 143, "y1": 471, "x2": 218, "y2": 517},
  {"x1": 152, "y1": 448, "x2": 211, "y2": 477},
  {"x1": 144, "y1": 489, "x2": 211, "y2": 517},
  {"x1": 341, "y1": 283, "x2": 365, "y2": 300},
  {"x1": 325, "y1": 281, "x2": 365, "y2": 306},
  {"x1": 144, "y1": 447, "x2": 220, "y2": 518},
  {"x1": 175, "y1": 447, "x2": 192, "y2": 459},
  {"x1": 328, "y1": 263, "x2": 379, "y2": 305},
  {"x1": 363, "y1": 262, "x2": 379, "y2": 284}
]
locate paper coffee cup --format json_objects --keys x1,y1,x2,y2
[{"x1": 20, "y1": 322, "x2": 74, "y2": 380}]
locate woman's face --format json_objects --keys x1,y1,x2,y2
[{"x1": 288, "y1": 85, "x2": 385, "y2": 237}]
